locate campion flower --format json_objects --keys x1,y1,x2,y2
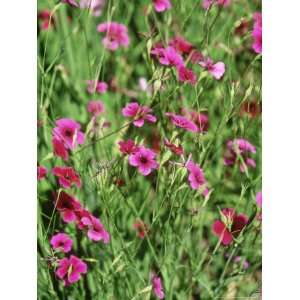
[
  {"x1": 252, "y1": 12, "x2": 262, "y2": 54},
  {"x1": 97, "y1": 22, "x2": 129, "y2": 51},
  {"x1": 151, "y1": 275, "x2": 165, "y2": 299},
  {"x1": 118, "y1": 139, "x2": 138, "y2": 155},
  {"x1": 165, "y1": 112, "x2": 198, "y2": 132},
  {"x1": 202, "y1": 0, "x2": 230, "y2": 10},
  {"x1": 164, "y1": 139, "x2": 184, "y2": 155},
  {"x1": 199, "y1": 57, "x2": 225, "y2": 80},
  {"x1": 37, "y1": 166, "x2": 47, "y2": 181},
  {"x1": 87, "y1": 100, "x2": 105, "y2": 117},
  {"x1": 52, "y1": 166, "x2": 81, "y2": 189},
  {"x1": 76, "y1": 210, "x2": 110, "y2": 243},
  {"x1": 38, "y1": 10, "x2": 55, "y2": 31},
  {"x1": 169, "y1": 36, "x2": 193, "y2": 55},
  {"x1": 129, "y1": 146, "x2": 159, "y2": 176},
  {"x1": 122, "y1": 102, "x2": 156, "y2": 127},
  {"x1": 152, "y1": 46, "x2": 183, "y2": 67},
  {"x1": 153, "y1": 0, "x2": 171, "y2": 13},
  {"x1": 186, "y1": 160, "x2": 209, "y2": 196},
  {"x1": 177, "y1": 66, "x2": 197, "y2": 85},
  {"x1": 56, "y1": 255, "x2": 87, "y2": 286},
  {"x1": 86, "y1": 80, "x2": 108, "y2": 94},
  {"x1": 183, "y1": 109, "x2": 209, "y2": 133},
  {"x1": 52, "y1": 137, "x2": 69, "y2": 161},
  {"x1": 190, "y1": 50, "x2": 204, "y2": 64},
  {"x1": 256, "y1": 191, "x2": 262, "y2": 208},
  {"x1": 212, "y1": 208, "x2": 248, "y2": 246},
  {"x1": 53, "y1": 118, "x2": 85, "y2": 150},
  {"x1": 133, "y1": 220, "x2": 149, "y2": 239},
  {"x1": 50, "y1": 233, "x2": 73, "y2": 253},
  {"x1": 80, "y1": 0, "x2": 106, "y2": 17},
  {"x1": 224, "y1": 138, "x2": 256, "y2": 172},
  {"x1": 61, "y1": 0, "x2": 79, "y2": 7},
  {"x1": 55, "y1": 191, "x2": 82, "y2": 223}
]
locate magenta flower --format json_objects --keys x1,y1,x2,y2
[
  {"x1": 97, "y1": 22, "x2": 129, "y2": 51},
  {"x1": 76, "y1": 210, "x2": 110, "y2": 243},
  {"x1": 252, "y1": 12, "x2": 262, "y2": 54},
  {"x1": 169, "y1": 36, "x2": 193, "y2": 55},
  {"x1": 202, "y1": 0, "x2": 230, "y2": 9},
  {"x1": 50, "y1": 233, "x2": 73, "y2": 253},
  {"x1": 86, "y1": 80, "x2": 108, "y2": 94},
  {"x1": 185, "y1": 110, "x2": 209, "y2": 133},
  {"x1": 256, "y1": 191, "x2": 262, "y2": 208},
  {"x1": 155, "y1": 46, "x2": 183, "y2": 67},
  {"x1": 164, "y1": 139, "x2": 184, "y2": 155},
  {"x1": 151, "y1": 275, "x2": 165, "y2": 299},
  {"x1": 61, "y1": 0, "x2": 79, "y2": 7},
  {"x1": 212, "y1": 208, "x2": 248, "y2": 246},
  {"x1": 224, "y1": 138, "x2": 256, "y2": 172},
  {"x1": 55, "y1": 191, "x2": 82, "y2": 223},
  {"x1": 56, "y1": 255, "x2": 87, "y2": 286},
  {"x1": 118, "y1": 139, "x2": 138, "y2": 155},
  {"x1": 87, "y1": 100, "x2": 105, "y2": 117},
  {"x1": 186, "y1": 160, "x2": 209, "y2": 196},
  {"x1": 165, "y1": 112, "x2": 198, "y2": 132},
  {"x1": 52, "y1": 137, "x2": 69, "y2": 161},
  {"x1": 80, "y1": 0, "x2": 106, "y2": 17},
  {"x1": 177, "y1": 66, "x2": 197, "y2": 85},
  {"x1": 53, "y1": 118, "x2": 85, "y2": 150},
  {"x1": 199, "y1": 57, "x2": 225, "y2": 80},
  {"x1": 129, "y1": 146, "x2": 159, "y2": 176},
  {"x1": 37, "y1": 166, "x2": 47, "y2": 181},
  {"x1": 52, "y1": 166, "x2": 81, "y2": 189},
  {"x1": 122, "y1": 102, "x2": 156, "y2": 127},
  {"x1": 38, "y1": 10, "x2": 55, "y2": 31},
  {"x1": 153, "y1": 0, "x2": 171, "y2": 12}
]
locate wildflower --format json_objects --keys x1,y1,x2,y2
[
  {"x1": 177, "y1": 66, "x2": 197, "y2": 85},
  {"x1": 186, "y1": 160, "x2": 209, "y2": 196},
  {"x1": 252, "y1": 12, "x2": 262, "y2": 54},
  {"x1": 97, "y1": 22, "x2": 129, "y2": 51},
  {"x1": 38, "y1": 10, "x2": 55, "y2": 31},
  {"x1": 190, "y1": 50, "x2": 204, "y2": 64},
  {"x1": 50, "y1": 233, "x2": 73, "y2": 253},
  {"x1": 199, "y1": 57, "x2": 225, "y2": 80},
  {"x1": 52, "y1": 166, "x2": 81, "y2": 189},
  {"x1": 133, "y1": 220, "x2": 149, "y2": 239},
  {"x1": 256, "y1": 191, "x2": 262, "y2": 208},
  {"x1": 153, "y1": 0, "x2": 171, "y2": 13},
  {"x1": 129, "y1": 146, "x2": 159, "y2": 176},
  {"x1": 37, "y1": 166, "x2": 47, "y2": 181},
  {"x1": 61, "y1": 0, "x2": 79, "y2": 7},
  {"x1": 169, "y1": 36, "x2": 193, "y2": 55},
  {"x1": 164, "y1": 139, "x2": 184, "y2": 155},
  {"x1": 224, "y1": 138, "x2": 256, "y2": 172},
  {"x1": 118, "y1": 139, "x2": 138, "y2": 155},
  {"x1": 183, "y1": 109, "x2": 209, "y2": 133},
  {"x1": 165, "y1": 112, "x2": 198, "y2": 132},
  {"x1": 56, "y1": 255, "x2": 87, "y2": 286},
  {"x1": 87, "y1": 100, "x2": 105, "y2": 117},
  {"x1": 122, "y1": 102, "x2": 156, "y2": 127},
  {"x1": 155, "y1": 46, "x2": 184, "y2": 67},
  {"x1": 52, "y1": 137, "x2": 69, "y2": 161},
  {"x1": 202, "y1": 0, "x2": 231, "y2": 10},
  {"x1": 55, "y1": 191, "x2": 82, "y2": 223},
  {"x1": 86, "y1": 80, "x2": 108, "y2": 94},
  {"x1": 151, "y1": 275, "x2": 165, "y2": 299},
  {"x1": 212, "y1": 208, "x2": 248, "y2": 245},
  {"x1": 80, "y1": 0, "x2": 106, "y2": 17},
  {"x1": 139, "y1": 77, "x2": 152, "y2": 96},
  {"x1": 53, "y1": 118, "x2": 85, "y2": 150},
  {"x1": 233, "y1": 256, "x2": 250, "y2": 269}
]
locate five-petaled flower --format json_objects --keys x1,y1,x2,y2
[
  {"x1": 186, "y1": 160, "x2": 209, "y2": 196},
  {"x1": 50, "y1": 233, "x2": 73, "y2": 253},
  {"x1": 151, "y1": 275, "x2": 165, "y2": 299},
  {"x1": 52, "y1": 166, "x2": 81, "y2": 189},
  {"x1": 153, "y1": 0, "x2": 172, "y2": 13},
  {"x1": 199, "y1": 57, "x2": 225, "y2": 80},
  {"x1": 87, "y1": 100, "x2": 105, "y2": 117},
  {"x1": 118, "y1": 139, "x2": 139, "y2": 155},
  {"x1": 165, "y1": 112, "x2": 198, "y2": 132}
]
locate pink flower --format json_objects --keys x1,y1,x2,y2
[
  {"x1": 118, "y1": 139, "x2": 138, "y2": 155},
  {"x1": 152, "y1": 275, "x2": 165, "y2": 299},
  {"x1": 212, "y1": 208, "x2": 248, "y2": 246},
  {"x1": 190, "y1": 50, "x2": 204, "y2": 64},
  {"x1": 50, "y1": 233, "x2": 73, "y2": 253},
  {"x1": 202, "y1": 0, "x2": 231, "y2": 10},
  {"x1": 186, "y1": 160, "x2": 209, "y2": 196},
  {"x1": 129, "y1": 146, "x2": 159, "y2": 176},
  {"x1": 133, "y1": 220, "x2": 149, "y2": 239},
  {"x1": 122, "y1": 102, "x2": 156, "y2": 127},
  {"x1": 151, "y1": 46, "x2": 183, "y2": 67},
  {"x1": 76, "y1": 210, "x2": 110, "y2": 243},
  {"x1": 164, "y1": 139, "x2": 184, "y2": 155},
  {"x1": 52, "y1": 166, "x2": 81, "y2": 189},
  {"x1": 53, "y1": 118, "x2": 85, "y2": 150},
  {"x1": 169, "y1": 36, "x2": 193, "y2": 55},
  {"x1": 80, "y1": 0, "x2": 106, "y2": 17},
  {"x1": 199, "y1": 57, "x2": 225, "y2": 80},
  {"x1": 38, "y1": 10, "x2": 55, "y2": 31},
  {"x1": 55, "y1": 191, "x2": 82, "y2": 223},
  {"x1": 256, "y1": 191, "x2": 262, "y2": 208},
  {"x1": 86, "y1": 80, "x2": 108, "y2": 94},
  {"x1": 56, "y1": 255, "x2": 87, "y2": 286},
  {"x1": 234, "y1": 256, "x2": 250, "y2": 269},
  {"x1": 188, "y1": 111, "x2": 209, "y2": 133},
  {"x1": 52, "y1": 137, "x2": 69, "y2": 161},
  {"x1": 37, "y1": 166, "x2": 47, "y2": 181},
  {"x1": 252, "y1": 12, "x2": 262, "y2": 54},
  {"x1": 61, "y1": 0, "x2": 79, "y2": 7},
  {"x1": 87, "y1": 100, "x2": 105, "y2": 117},
  {"x1": 177, "y1": 66, "x2": 197, "y2": 85},
  {"x1": 165, "y1": 112, "x2": 198, "y2": 132},
  {"x1": 224, "y1": 138, "x2": 256, "y2": 172},
  {"x1": 153, "y1": 0, "x2": 171, "y2": 12},
  {"x1": 97, "y1": 22, "x2": 129, "y2": 51}
]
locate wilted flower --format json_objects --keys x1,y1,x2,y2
[
  {"x1": 169, "y1": 36, "x2": 193, "y2": 55},
  {"x1": 240, "y1": 100, "x2": 262, "y2": 118},
  {"x1": 37, "y1": 166, "x2": 47, "y2": 181},
  {"x1": 52, "y1": 166, "x2": 81, "y2": 189},
  {"x1": 86, "y1": 80, "x2": 108, "y2": 94},
  {"x1": 151, "y1": 275, "x2": 165, "y2": 299},
  {"x1": 133, "y1": 220, "x2": 149, "y2": 239},
  {"x1": 52, "y1": 137, "x2": 69, "y2": 161},
  {"x1": 252, "y1": 12, "x2": 262, "y2": 54},
  {"x1": 212, "y1": 208, "x2": 248, "y2": 246},
  {"x1": 165, "y1": 112, "x2": 198, "y2": 132},
  {"x1": 186, "y1": 160, "x2": 209, "y2": 196},
  {"x1": 177, "y1": 66, "x2": 197, "y2": 85},
  {"x1": 50, "y1": 233, "x2": 73, "y2": 253},
  {"x1": 87, "y1": 100, "x2": 105, "y2": 117},
  {"x1": 199, "y1": 57, "x2": 225, "y2": 80},
  {"x1": 164, "y1": 139, "x2": 184, "y2": 155},
  {"x1": 153, "y1": 0, "x2": 171, "y2": 13},
  {"x1": 56, "y1": 255, "x2": 87, "y2": 286},
  {"x1": 97, "y1": 22, "x2": 129, "y2": 50},
  {"x1": 118, "y1": 139, "x2": 138, "y2": 155},
  {"x1": 129, "y1": 146, "x2": 159, "y2": 176},
  {"x1": 80, "y1": 0, "x2": 106, "y2": 17}
]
